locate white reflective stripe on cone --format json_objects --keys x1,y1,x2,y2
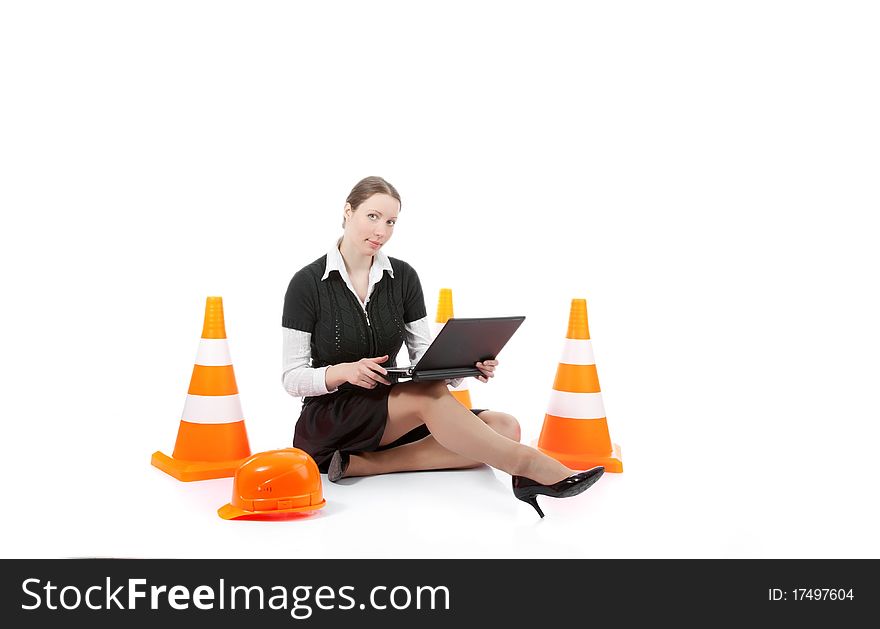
[
  {"x1": 546, "y1": 390, "x2": 606, "y2": 420},
  {"x1": 181, "y1": 394, "x2": 244, "y2": 424},
  {"x1": 195, "y1": 338, "x2": 232, "y2": 366},
  {"x1": 558, "y1": 339, "x2": 595, "y2": 366}
]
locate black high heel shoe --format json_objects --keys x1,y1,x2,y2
[
  {"x1": 327, "y1": 450, "x2": 350, "y2": 483},
  {"x1": 512, "y1": 467, "x2": 605, "y2": 518}
]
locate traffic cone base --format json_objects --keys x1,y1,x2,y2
[{"x1": 151, "y1": 451, "x2": 248, "y2": 482}]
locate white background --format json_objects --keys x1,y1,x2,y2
[{"x1": 1, "y1": 1, "x2": 878, "y2": 558}]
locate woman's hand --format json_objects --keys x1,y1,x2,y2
[
  {"x1": 475, "y1": 359, "x2": 498, "y2": 383},
  {"x1": 344, "y1": 355, "x2": 392, "y2": 389}
]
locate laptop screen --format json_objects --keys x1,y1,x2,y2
[{"x1": 414, "y1": 316, "x2": 525, "y2": 371}]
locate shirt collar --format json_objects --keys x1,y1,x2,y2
[{"x1": 321, "y1": 237, "x2": 394, "y2": 282}]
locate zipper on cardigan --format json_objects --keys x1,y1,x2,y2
[{"x1": 365, "y1": 299, "x2": 375, "y2": 356}]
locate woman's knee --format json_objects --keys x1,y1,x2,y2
[{"x1": 480, "y1": 411, "x2": 521, "y2": 442}]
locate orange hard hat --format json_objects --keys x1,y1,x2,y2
[{"x1": 218, "y1": 448, "x2": 326, "y2": 520}]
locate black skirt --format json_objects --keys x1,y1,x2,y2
[{"x1": 293, "y1": 383, "x2": 488, "y2": 473}]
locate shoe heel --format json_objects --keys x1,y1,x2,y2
[
  {"x1": 519, "y1": 494, "x2": 545, "y2": 518},
  {"x1": 327, "y1": 450, "x2": 350, "y2": 483}
]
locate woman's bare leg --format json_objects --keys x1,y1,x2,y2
[
  {"x1": 357, "y1": 380, "x2": 575, "y2": 484},
  {"x1": 344, "y1": 411, "x2": 521, "y2": 478}
]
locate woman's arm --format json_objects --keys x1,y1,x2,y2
[
  {"x1": 282, "y1": 329, "x2": 391, "y2": 395},
  {"x1": 281, "y1": 328, "x2": 338, "y2": 397},
  {"x1": 403, "y1": 316, "x2": 431, "y2": 363}
]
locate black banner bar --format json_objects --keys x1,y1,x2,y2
[{"x1": 1, "y1": 559, "x2": 875, "y2": 626}]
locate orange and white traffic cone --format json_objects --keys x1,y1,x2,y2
[
  {"x1": 151, "y1": 296, "x2": 252, "y2": 481},
  {"x1": 434, "y1": 288, "x2": 473, "y2": 408},
  {"x1": 537, "y1": 299, "x2": 623, "y2": 472}
]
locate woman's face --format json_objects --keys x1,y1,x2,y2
[{"x1": 344, "y1": 193, "x2": 400, "y2": 255}]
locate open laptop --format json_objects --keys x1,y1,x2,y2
[{"x1": 386, "y1": 316, "x2": 525, "y2": 382}]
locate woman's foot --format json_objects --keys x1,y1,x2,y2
[
  {"x1": 515, "y1": 447, "x2": 578, "y2": 485},
  {"x1": 327, "y1": 450, "x2": 351, "y2": 483},
  {"x1": 512, "y1": 467, "x2": 605, "y2": 518}
]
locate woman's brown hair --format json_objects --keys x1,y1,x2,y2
[{"x1": 343, "y1": 176, "x2": 401, "y2": 228}]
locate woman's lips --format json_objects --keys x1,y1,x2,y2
[{"x1": 368, "y1": 240, "x2": 381, "y2": 248}]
